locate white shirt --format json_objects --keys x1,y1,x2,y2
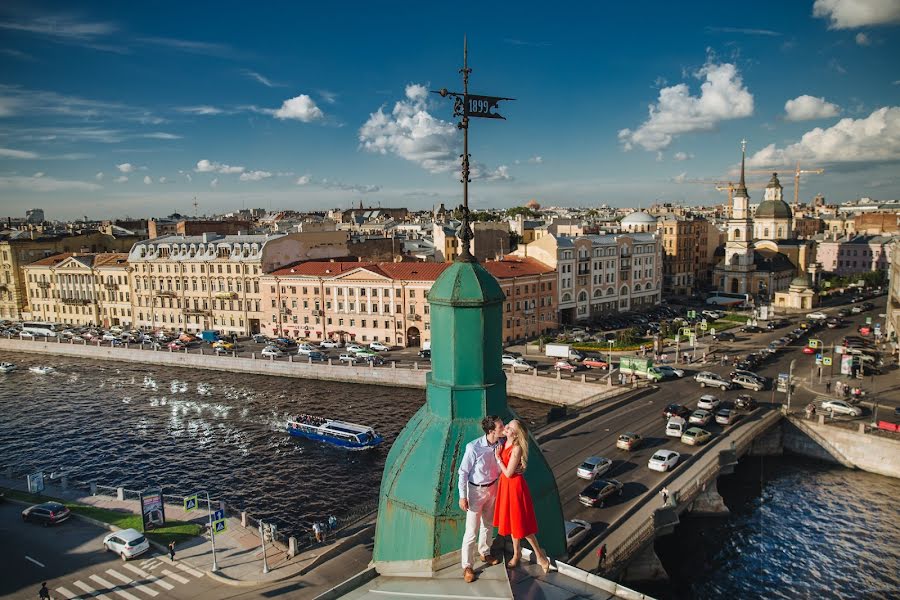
[{"x1": 457, "y1": 435, "x2": 502, "y2": 501}]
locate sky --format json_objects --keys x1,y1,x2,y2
[{"x1": 0, "y1": 0, "x2": 899, "y2": 220}]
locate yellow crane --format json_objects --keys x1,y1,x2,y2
[{"x1": 747, "y1": 162, "x2": 824, "y2": 211}]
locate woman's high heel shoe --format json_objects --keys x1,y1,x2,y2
[
  {"x1": 507, "y1": 555, "x2": 520, "y2": 568},
  {"x1": 538, "y1": 557, "x2": 551, "y2": 575}
]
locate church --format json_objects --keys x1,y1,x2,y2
[{"x1": 712, "y1": 141, "x2": 815, "y2": 305}]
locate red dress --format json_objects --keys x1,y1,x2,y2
[{"x1": 493, "y1": 444, "x2": 538, "y2": 539}]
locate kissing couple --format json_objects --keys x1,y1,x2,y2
[{"x1": 457, "y1": 415, "x2": 551, "y2": 583}]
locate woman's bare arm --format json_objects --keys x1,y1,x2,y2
[{"x1": 496, "y1": 446, "x2": 521, "y2": 477}]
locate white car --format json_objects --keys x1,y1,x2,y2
[
  {"x1": 338, "y1": 353, "x2": 358, "y2": 364},
  {"x1": 806, "y1": 311, "x2": 827, "y2": 320},
  {"x1": 648, "y1": 449, "x2": 680, "y2": 472},
  {"x1": 565, "y1": 519, "x2": 592, "y2": 553},
  {"x1": 103, "y1": 529, "x2": 150, "y2": 561},
  {"x1": 655, "y1": 365, "x2": 685, "y2": 378},
  {"x1": 689, "y1": 409, "x2": 712, "y2": 426},
  {"x1": 501, "y1": 354, "x2": 520, "y2": 366},
  {"x1": 260, "y1": 347, "x2": 284, "y2": 358},
  {"x1": 345, "y1": 344, "x2": 364, "y2": 354},
  {"x1": 296, "y1": 343, "x2": 317, "y2": 355},
  {"x1": 319, "y1": 339, "x2": 341, "y2": 349},
  {"x1": 696, "y1": 394, "x2": 721, "y2": 410},
  {"x1": 102, "y1": 333, "x2": 118, "y2": 341},
  {"x1": 821, "y1": 399, "x2": 863, "y2": 417},
  {"x1": 508, "y1": 358, "x2": 533, "y2": 371},
  {"x1": 369, "y1": 341, "x2": 391, "y2": 352},
  {"x1": 576, "y1": 456, "x2": 613, "y2": 480},
  {"x1": 702, "y1": 310, "x2": 724, "y2": 320}
]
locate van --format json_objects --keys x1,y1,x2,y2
[{"x1": 666, "y1": 417, "x2": 686, "y2": 438}]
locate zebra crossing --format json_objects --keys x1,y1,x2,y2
[{"x1": 54, "y1": 554, "x2": 204, "y2": 600}]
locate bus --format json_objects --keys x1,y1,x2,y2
[{"x1": 21, "y1": 322, "x2": 60, "y2": 337}]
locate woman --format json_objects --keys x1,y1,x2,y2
[{"x1": 493, "y1": 419, "x2": 550, "y2": 573}]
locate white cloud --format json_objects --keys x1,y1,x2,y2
[
  {"x1": 177, "y1": 105, "x2": 227, "y2": 115},
  {"x1": 295, "y1": 174, "x2": 311, "y2": 185},
  {"x1": 813, "y1": 0, "x2": 900, "y2": 29},
  {"x1": 158, "y1": 176, "x2": 167, "y2": 184},
  {"x1": 194, "y1": 159, "x2": 244, "y2": 174},
  {"x1": 618, "y1": 60, "x2": 754, "y2": 152},
  {"x1": 784, "y1": 95, "x2": 841, "y2": 121},
  {"x1": 142, "y1": 132, "x2": 181, "y2": 139},
  {"x1": 272, "y1": 94, "x2": 324, "y2": 122},
  {"x1": 482, "y1": 165, "x2": 511, "y2": 181},
  {"x1": 243, "y1": 70, "x2": 280, "y2": 87},
  {"x1": 855, "y1": 32, "x2": 872, "y2": 45},
  {"x1": 528, "y1": 156, "x2": 543, "y2": 164},
  {"x1": 747, "y1": 106, "x2": 900, "y2": 168},
  {"x1": 143, "y1": 175, "x2": 152, "y2": 185},
  {"x1": 239, "y1": 170, "x2": 272, "y2": 181},
  {"x1": 317, "y1": 90, "x2": 338, "y2": 104},
  {"x1": 671, "y1": 172, "x2": 689, "y2": 183},
  {"x1": 33, "y1": 172, "x2": 44, "y2": 178},
  {"x1": 359, "y1": 83, "x2": 460, "y2": 172},
  {"x1": 114, "y1": 175, "x2": 128, "y2": 183},
  {"x1": 210, "y1": 178, "x2": 219, "y2": 188},
  {"x1": 0, "y1": 147, "x2": 39, "y2": 159},
  {"x1": 0, "y1": 174, "x2": 102, "y2": 192},
  {"x1": 95, "y1": 172, "x2": 103, "y2": 180},
  {"x1": 673, "y1": 152, "x2": 694, "y2": 161},
  {"x1": 116, "y1": 162, "x2": 134, "y2": 173}
]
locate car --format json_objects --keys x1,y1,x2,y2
[
  {"x1": 732, "y1": 374, "x2": 765, "y2": 392},
  {"x1": 507, "y1": 358, "x2": 533, "y2": 371},
  {"x1": 806, "y1": 312, "x2": 827, "y2": 321},
  {"x1": 578, "y1": 479, "x2": 624, "y2": 507},
  {"x1": 306, "y1": 351, "x2": 327, "y2": 362},
  {"x1": 766, "y1": 319, "x2": 789, "y2": 330},
  {"x1": 212, "y1": 340, "x2": 234, "y2": 350},
  {"x1": 663, "y1": 404, "x2": 691, "y2": 419},
  {"x1": 213, "y1": 345, "x2": 231, "y2": 355},
  {"x1": 577, "y1": 456, "x2": 613, "y2": 479},
  {"x1": 734, "y1": 395, "x2": 758, "y2": 411},
  {"x1": 251, "y1": 333, "x2": 270, "y2": 344},
  {"x1": 21, "y1": 502, "x2": 70, "y2": 526},
  {"x1": 555, "y1": 360, "x2": 586, "y2": 372},
  {"x1": 862, "y1": 301, "x2": 875, "y2": 311},
  {"x1": 697, "y1": 394, "x2": 721, "y2": 410},
  {"x1": 681, "y1": 427, "x2": 712, "y2": 446},
  {"x1": 702, "y1": 310, "x2": 724, "y2": 320},
  {"x1": 616, "y1": 432, "x2": 643, "y2": 451},
  {"x1": 821, "y1": 399, "x2": 863, "y2": 417},
  {"x1": 826, "y1": 317, "x2": 843, "y2": 329},
  {"x1": 837, "y1": 308, "x2": 851, "y2": 318},
  {"x1": 713, "y1": 331, "x2": 736, "y2": 342},
  {"x1": 338, "y1": 353, "x2": 358, "y2": 364},
  {"x1": 296, "y1": 343, "x2": 318, "y2": 355},
  {"x1": 369, "y1": 341, "x2": 391, "y2": 352},
  {"x1": 850, "y1": 305, "x2": 864, "y2": 314},
  {"x1": 103, "y1": 528, "x2": 150, "y2": 561},
  {"x1": 102, "y1": 332, "x2": 118, "y2": 341},
  {"x1": 648, "y1": 449, "x2": 681, "y2": 472},
  {"x1": 319, "y1": 339, "x2": 341, "y2": 349},
  {"x1": 260, "y1": 347, "x2": 284, "y2": 358},
  {"x1": 345, "y1": 344, "x2": 364, "y2": 354},
  {"x1": 354, "y1": 349, "x2": 378, "y2": 359},
  {"x1": 689, "y1": 409, "x2": 712, "y2": 426},
  {"x1": 655, "y1": 365, "x2": 685, "y2": 378},
  {"x1": 666, "y1": 416, "x2": 687, "y2": 437},
  {"x1": 501, "y1": 354, "x2": 520, "y2": 365},
  {"x1": 417, "y1": 349, "x2": 431, "y2": 359},
  {"x1": 732, "y1": 369, "x2": 766, "y2": 385},
  {"x1": 363, "y1": 355, "x2": 386, "y2": 366},
  {"x1": 741, "y1": 325, "x2": 764, "y2": 333},
  {"x1": 715, "y1": 408, "x2": 739, "y2": 426},
  {"x1": 565, "y1": 519, "x2": 592, "y2": 553},
  {"x1": 581, "y1": 357, "x2": 610, "y2": 369},
  {"x1": 695, "y1": 372, "x2": 734, "y2": 390},
  {"x1": 167, "y1": 340, "x2": 185, "y2": 350},
  {"x1": 802, "y1": 346, "x2": 816, "y2": 355}
]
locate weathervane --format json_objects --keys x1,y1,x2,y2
[{"x1": 432, "y1": 37, "x2": 514, "y2": 262}]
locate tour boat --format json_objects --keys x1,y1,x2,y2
[
  {"x1": 286, "y1": 416, "x2": 383, "y2": 450},
  {"x1": 28, "y1": 366, "x2": 55, "y2": 375},
  {"x1": 0, "y1": 362, "x2": 16, "y2": 373}
]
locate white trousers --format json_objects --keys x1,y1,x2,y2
[{"x1": 461, "y1": 481, "x2": 497, "y2": 569}]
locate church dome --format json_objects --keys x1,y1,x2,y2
[
  {"x1": 790, "y1": 274, "x2": 811, "y2": 288},
  {"x1": 621, "y1": 211, "x2": 657, "y2": 225},
  {"x1": 755, "y1": 199, "x2": 793, "y2": 219}
]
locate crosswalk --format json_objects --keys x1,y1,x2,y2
[{"x1": 54, "y1": 554, "x2": 204, "y2": 600}]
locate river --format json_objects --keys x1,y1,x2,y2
[{"x1": 0, "y1": 351, "x2": 547, "y2": 538}]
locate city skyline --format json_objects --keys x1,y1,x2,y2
[{"x1": 1, "y1": 0, "x2": 899, "y2": 219}]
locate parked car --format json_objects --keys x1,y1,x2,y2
[
  {"x1": 319, "y1": 339, "x2": 341, "y2": 349},
  {"x1": 695, "y1": 372, "x2": 734, "y2": 390},
  {"x1": 21, "y1": 502, "x2": 70, "y2": 526},
  {"x1": 103, "y1": 528, "x2": 150, "y2": 561},
  {"x1": 260, "y1": 347, "x2": 284, "y2": 358},
  {"x1": 702, "y1": 310, "x2": 724, "y2": 320},
  {"x1": 417, "y1": 349, "x2": 431, "y2": 359},
  {"x1": 837, "y1": 308, "x2": 851, "y2": 317},
  {"x1": 578, "y1": 479, "x2": 624, "y2": 508},
  {"x1": 681, "y1": 427, "x2": 712, "y2": 446},
  {"x1": 689, "y1": 409, "x2": 712, "y2": 426},
  {"x1": 306, "y1": 351, "x2": 327, "y2": 362},
  {"x1": 616, "y1": 432, "x2": 643, "y2": 451},
  {"x1": 581, "y1": 357, "x2": 610, "y2": 369},
  {"x1": 713, "y1": 331, "x2": 736, "y2": 342},
  {"x1": 734, "y1": 395, "x2": 759, "y2": 411},
  {"x1": 565, "y1": 519, "x2": 592, "y2": 553},
  {"x1": 821, "y1": 399, "x2": 863, "y2": 417},
  {"x1": 850, "y1": 305, "x2": 864, "y2": 314},
  {"x1": 663, "y1": 404, "x2": 691, "y2": 420},
  {"x1": 697, "y1": 394, "x2": 721, "y2": 410},
  {"x1": 732, "y1": 374, "x2": 765, "y2": 391},
  {"x1": 507, "y1": 358, "x2": 533, "y2": 371},
  {"x1": 212, "y1": 340, "x2": 234, "y2": 350},
  {"x1": 648, "y1": 449, "x2": 681, "y2": 472},
  {"x1": 715, "y1": 408, "x2": 739, "y2": 426},
  {"x1": 296, "y1": 343, "x2": 318, "y2": 355},
  {"x1": 655, "y1": 365, "x2": 685, "y2": 378},
  {"x1": 576, "y1": 456, "x2": 613, "y2": 480},
  {"x1": 345, "y1": 344, "x2": 364, "y2": 354},
  {"x1": 369, "y1": 341, "x2": 391, "y2": 352},
  {"x1": 338, "y1": 353, "x2": 358, "y2": 364},
  {"x1": 167, "y1": 340, "x2": 185, "y2": 350},
  {"x1": 251, "y1": 333, "x2": 269, "y2": 344}
]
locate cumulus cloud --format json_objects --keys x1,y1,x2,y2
[
  {"x1": 747, "y1": 106, "x2": 900, "y2": 168},
  {"x1": 295, "y1": 174, "x2": 311, "y2": 185},
  {"x1": 618, "y1": 60, "x2": 754, "y2": 152},
  {"x1": 143, "y1": 175, "x2": 152, "y2": 185},
  {"x1": 195, "y1": 159, "x2": 244, "y2": 174},
  {"x1": 114, "y1": 175, "x2": 128, "y2": 183},
  {"x1": 238, "y1": 170, "x2": 272, "y2": 181},
  {"x1": 359, "y1": 83, "x2": 460, "y2": 172},
  {"x1": 0, "y1": 174, "x2": 102, "y2": 192},
  {"x1": 0, "y1": 147, "x2": 39, "y2": 159},
  {"x1": 855, "y1": 32, "x2": 872, "y2": 45},
  {"x1": 272, "y1": 94, "x2": 324, "y2": 122},
  {"x1": 116, "y1": 162, "x2": 134, "y2": 173},
  {"x1": 784, "y1": 95, "x2": 841, "y2": 121},
  {"x1": 673, "y1": 151, "x2": 694, "y2": 161},
  {"x1": 813, "y1": 0, "x2": 900, "y2": 29}
]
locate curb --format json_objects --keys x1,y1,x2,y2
[{"x1": 535, "y1": 386, "x2": 659, "y2": 444}]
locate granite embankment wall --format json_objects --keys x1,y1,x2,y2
[
  {"x1": 0, "y1": 338, "x2": 618, "y2": 407},
  {"x1": 784, "y1": 415, "x2": 900, "y2": 479}
]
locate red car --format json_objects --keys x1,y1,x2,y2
[
  {"x1": 555, "y1": 360, "x2": 586, "y2": 372},
  {"x1": 802, "y1": 346, "x2": 816, "y2": 354},
  {"x1": 581, "y1": 357, "x2": 609, "y2": 369}
]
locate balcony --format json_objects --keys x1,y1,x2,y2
[
  {"x1": 408, "y1": 313, "x2": 421, "y2": 321},
  {"x1": 61, "y1": 297, "x2": 92, "y2": 306},
  {"x1": 156, "y1": 290, "x2": 176, "y2": 298},
  {"x1": 183, "y1": 308, "x2": 211, "y2": 316},
  {"x1": 215, "y1": 291, "x2": 237, "y2": 300},
  {"x1": 37, "y1": 281, "x2": 51, "y2": 289},
  {"x1": 577, "y1": 255, "x2": 590, "y2": 263},
  {"x1": 103, "y1": 282, "x2": 118, "y2": 290}
]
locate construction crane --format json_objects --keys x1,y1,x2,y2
[
  {"x1": 675, "y1": 178, "x2": 767, "y2": 217},
  {"x1": 747, "y1": 162, "x2": 824, "y2": 211}
]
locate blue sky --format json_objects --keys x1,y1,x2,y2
[{"x1": 0, "y1": 0, "x2": 898, "y2": 220}]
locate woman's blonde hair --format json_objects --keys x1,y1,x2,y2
[{"x1": 508, "y1": 419, "x2": 529, "y2": 473}]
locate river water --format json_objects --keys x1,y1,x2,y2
[
  {"x1": 650, "y1": 455, "x2": 900, "y2": 600},
  {"x1": 0, "y1": 351, "x2": 547, "y2": 537}
]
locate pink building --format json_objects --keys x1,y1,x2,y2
[{"x1": 815, "y1": 234, "x2": 895, "y2": 276}]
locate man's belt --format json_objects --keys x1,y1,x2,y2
[{"x1": 469, "y1": 479, "x2": 498, "y2": 487}]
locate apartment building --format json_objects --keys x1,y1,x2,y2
[
  {"x1": 657, "y1": 214, "x2": 716, "y2": 296},
  {"x1": 23, "y1": 253, "x2": 132, "y2": 328},
  {"x1": 511, "y1": 232, "x2": 662, "y2": 324},
  {"x1": 814, "y1": 234, "x2": 896, "y2": 276},
  {"x1": 127, "y1": 231, "x2": 347, "y2": 336},
  {"x1": 433, "y1": 221, "x2": 511, "y2": 262},
  {"x1": 259, "y1": 257, "x2": 557, "y2": 346}
]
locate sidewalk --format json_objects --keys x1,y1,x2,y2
[{"x1": 0, "y1": 475, "x2": 373, "y2": 587}]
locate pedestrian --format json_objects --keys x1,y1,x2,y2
[
  {"x1": 660, "y1": 487, "x2": 669, "y2": 506},
  {"x1": 328, "y1": 515, "x2": 337, "y2": 530},
  {"x1": 596, "y1": 543, "x2": 607, "y2": 572},
  {"x1": 313, "y1": 521, "x2": 323, "y2": 543},
  {"x1": 39, "y1": 582, "x2": 51, "y2": 600},
  {"x1": 825, "y1": 380, "x2": 832, "y2": 394},
  {"x1": 167, "y1": 541, "x2": 176, "y2": 562}
]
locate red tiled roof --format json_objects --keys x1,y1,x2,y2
[
  {"x1": 29, "y1": 252, "x2": 74, "y2": 266},
  {"x1": 269, "y1": 261, "x2": 375, "y2": 276},
  {"x1": 483, "y1": 257, "x2": 555, "y2": 279},
  {"x1": 268, "y1": 260, "x2": 451, "y2": 281},
  {"x1": 93, "y1": 253, "x2": 130, "y2": 267},
  {"x1": 378, "y1": 262, "x2": 450, "y2": 281}
]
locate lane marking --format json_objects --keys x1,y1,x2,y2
[
  {"x1": 89, "y1": 575, "x2": 142, "y2": 600},
  {"x1": 24, "y1": 555, "x2": 46, "y2": 567},
  {"x1": 175, "y1": 563, "x2": 204, "y2": 578},
  {"x1": 160, "y1": 569, "x2": 190, "y2": 584},
  {"x1": 55, "y1": 587, "x2": 79, "y2": 600},
  {"x1": 106, "y1": 569, "x2": 159, "y2": 597},
  {"x1": 73, "y1": 580, "x2": 114, "y2": 599},
  {"x1": 122, "y1": 564, "x2": 151, "y2": 579},
  {"x1": 122, "y1": 564, "x2": 173, "y2": 591}
]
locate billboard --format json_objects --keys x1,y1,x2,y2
[
  {"x1": 139, "y1": 488, "x2": 166, "y2": 531},
  {"x1": 840, "y1": 354, "x2": 854, "y2": 376}
]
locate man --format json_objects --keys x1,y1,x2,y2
[
  {"x1": 458, "y1": 415, "x2": 504, "y2": 583},
  {"x1": 38, "y1": 582, "x2": 51, "y2": 599}
]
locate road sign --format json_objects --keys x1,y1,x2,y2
[
  {"x1": 27, "y1": 472, "x2": 44, "y2": 494},
  {"x1": 815, "y1": 353, "x2": 823, "y2": 364},
  {"x1": 822, "y1": 356, "x2": 833, "y2": 366},
  {"x1": 866, "y1": 316, "x2": 872, "y2": 325},
  {"x1": 834, "y1": 345, "x2": 845, "y2": 354},
  {"x1": 212, "y1": 518, "x2": 227, "y2": 535},
  {"x1": 700, "y1": 322, "x2": 708, "y2": 331},
  {"x1": 687, "y1": 310, "x2": 696, "y2": 319},
  {"x1": 213, "y1": 509, "x2": 224, "y2": 521},
  {"x1": 808, "y1": 339, "x2": 821, "y2": 349},
  {"x1": 184, "y1": 494, "x2": 198, "y2": 512},
  {"x1": 710, "y1": 328, "x2": 716, "y2": 336}
]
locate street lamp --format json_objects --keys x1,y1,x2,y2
[
  {"x1": 786, "y1": 359, "x2": 796, "y2": 414},
  {"x1": 608, "y1": 339, "x2": 614, "y2": 386},
  {"x1": 190, "y1": 490, "x2": 218, "y2": 571}
]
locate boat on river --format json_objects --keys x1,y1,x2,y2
[
  {"x1": 29, "y1": 366, "x2": 54, "y2": 375},
  {"x1": 286, "y1": 415, "x2": 383, "y2": 450},
  {"x1": 0, "y1": 362, "x2": 16, "y2": 373}
]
